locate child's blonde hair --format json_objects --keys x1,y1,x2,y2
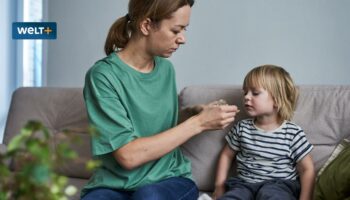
[{"x1": 243, "y1": 64, "x2": 299, "y2": 122}]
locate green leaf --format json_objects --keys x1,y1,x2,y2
[
  {"x1": 7, "y1": 134, "x2": 25, "y2": 152},
  {"x1": 86, "y1": 160, "x2": 101, "y2": 171},
  {"x1": 0, "y1": 164, "x2": 10, "y2": 177},
  {"x1": 27, "y1": 140, "x2": 50, "y2": 161},
  {"x1": 31, "y1": 164, "x2": 50, "y2": 184}
]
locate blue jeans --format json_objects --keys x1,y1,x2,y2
[
  {"x1": 81, "y1": 177, "x2": 199, "y2": 200},
  {"x1": 219, "y1": 177, "x2": 300, "y2": 200}
]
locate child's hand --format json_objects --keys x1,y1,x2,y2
[{"x1": 212, "y1": 186, "x2": 225, "y2": 200}]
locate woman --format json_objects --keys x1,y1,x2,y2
[{"x1": 81, "y1": 0, "x2": 239, "y2": 199}]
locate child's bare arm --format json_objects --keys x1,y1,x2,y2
[
  {"x1": 297, "y1": 154, "x2": 315, "y2": 200},
  {"x1": 213, "y1": 144, "x2": 236, "y2": 200}
]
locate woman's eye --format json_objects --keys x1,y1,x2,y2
[{"x1": 172, "y1": 27, "x2": 187, "y2": 34}]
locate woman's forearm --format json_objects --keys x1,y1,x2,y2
[{"x1": 113, "y1": 116, "x2": 202, "y2": 170}]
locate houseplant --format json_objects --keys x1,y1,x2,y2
[{"x1": 0, "y1": 121, "x2": 99, "y2": 200}]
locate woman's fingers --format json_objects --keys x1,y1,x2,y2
[
  {"x1": 198, "y1": 103, "x2": 240, "y2": 130},
  {"x1": 218, "y1": 105, "x2": 240, "y2": 128},
  {"x1": 220, "y1": 105, "x2": 239, "y2": 113},
  {"x1": 212, "y1": 105, "x2": 238, "y2": 129}
]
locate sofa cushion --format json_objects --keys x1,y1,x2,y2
[
  {"x1": 52, "y1": 130, "x2": 92, "y2": 179},
  {"x1": 292, "y1": 85, "x2": 350, "y2": 170}
]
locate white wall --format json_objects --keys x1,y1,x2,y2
[
  {"x1": 46, "y1": 0, "x2": 350, "y2": 91},
  {"x1": 46, "y1": 0, "x2": 128, "y2": 88}
]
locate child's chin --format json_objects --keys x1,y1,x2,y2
[{"x1": 246, "y1": 112, "x2": 256, "y2": 117}]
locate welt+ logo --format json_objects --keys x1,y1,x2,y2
[{"x1": 12, "y1": 22, "x2": 57, "y2": 40}]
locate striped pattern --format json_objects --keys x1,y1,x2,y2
[{"x1": 225, "y1": 119, "x2": 313, "y2": 183}]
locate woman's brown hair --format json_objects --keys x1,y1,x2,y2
[{"x1": 104, "y1": 0, "x2": 195, "y2": 55}]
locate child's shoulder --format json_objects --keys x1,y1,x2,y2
[
  {"x1": 283, "y1": 120, "x2": 304, "y2": 131},
  {"x1": 281, "y1": 121, "x2": 307, "y2": 138}
]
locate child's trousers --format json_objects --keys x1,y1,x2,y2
[{"x1": 219, "y1": 177, "x2": 300, "y2": 200}]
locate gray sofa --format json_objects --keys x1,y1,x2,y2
[{"x1": 2, "y1": 85, "x2": 350, "y2": 199}]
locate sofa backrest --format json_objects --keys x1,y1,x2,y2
[
  {"x1": 179, "y1": 85, "x2": 350, "y2": 192},
  {"x1": 3, "y1": 87, "x2": 92, "y2": 179}
]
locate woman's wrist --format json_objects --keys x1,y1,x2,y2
[{"x1": 185, "y1": 115, "x2": 205, "y2": 136}]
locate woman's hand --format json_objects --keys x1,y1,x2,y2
[{"x1": 195, "y1": 103, "x2": 239, "y2": 131}]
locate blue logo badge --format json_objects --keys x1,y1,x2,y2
[{"x1": 12, "y1": 22, "x2": 57, "y2": 40}]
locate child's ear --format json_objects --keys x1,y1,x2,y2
[{"x1": 140, "y1": 18, "x2": 152, "y2": 36}]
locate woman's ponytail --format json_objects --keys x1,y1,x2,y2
[{"x1": 104, "y1": 15, "x2": 130, "y2": 55}]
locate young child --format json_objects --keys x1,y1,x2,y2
[{"x1": 213, "y1": 65, "x2": 315, "y2": 200}]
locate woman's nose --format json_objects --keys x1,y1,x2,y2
[{"x1": 176, "y1": 33, "x2": 186, "y2": 44}]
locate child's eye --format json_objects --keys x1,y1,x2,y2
[{"x1": 252, "y1": 92, "x2": 260, "y2": 96}]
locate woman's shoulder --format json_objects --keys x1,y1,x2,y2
[
  {"x1": 87, "y1": 54, "x2": 118, "y2": 76},
  {"x1": 84, "y1": 59, "x2": 120, "y2": 91}
]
